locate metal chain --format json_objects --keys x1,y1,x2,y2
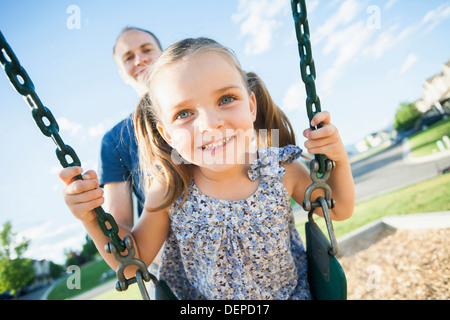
[
  {"x1": 0, "y1": 30, "x2": 153, "y2": 299},
  {"x1": 291, "y1": 0, "x2": 339, "y2": 255},
  {"x1": 291, "y1": 0, "x2": 326, "y2": 175}
]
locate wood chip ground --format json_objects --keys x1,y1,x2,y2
[{"x1": 338, "y1": 228, "x2": 449, "y2": 300}]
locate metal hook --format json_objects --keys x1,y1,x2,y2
[
  {"x1": 105, "y1": 235, "x2": 157, "y2": 300},
  {"x1": 302, "y1": 158, "x2": 335, "y2": 212},
  {"x1": 308, "y1": 196, "x2": 339, "y2": 256}
]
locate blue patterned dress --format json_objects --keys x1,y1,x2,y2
[{"x1": 158, "y1": 145, "x2": 312, "y2": 300}]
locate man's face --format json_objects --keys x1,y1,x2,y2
[{"x1": 114, "y1": 29, "x2": 162, "y2": 94}]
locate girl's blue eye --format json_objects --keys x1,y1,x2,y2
[
  {"x1": 177, "y1": 111, "x2": 191, "y2": 119},
  {"x1": 220, "y1": 96, "x2": 234, "y2": 105}
]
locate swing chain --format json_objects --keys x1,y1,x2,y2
[
  {"x1": 291, "y1": 1, "x2": 339, "y2": 256},
  {"x1": 291, "y1": 0, "x2": 326, "y2": 175},
  {"x1": 0, "y1": 30, "x2": 152, "y2": 299}
]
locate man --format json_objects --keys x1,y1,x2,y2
[
  {"x1": 98, "y1": 27, "x2": 163, "y2": 231},
  {"x1": 61, "y1": 27, "x2": 161, "y2": 228},
  {"x1": 59, "y1": 27, "x2": 164, "y2": 281}
]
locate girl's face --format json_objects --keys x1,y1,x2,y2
[{"x1": 152, "y1": 52, "x2": 257, "y2": 173}]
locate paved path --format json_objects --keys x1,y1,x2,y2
[
  {"x1": 70, "y1": 279, "x2": 116, "y2": 300},
  {"x1": 293, "y1": 144, "x2": 449, "y2": 221},
  {"x1": 351, "y1": 143, "x2": 449, "y2": 201}
]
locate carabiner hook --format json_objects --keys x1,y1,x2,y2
[
  {"x1": 308, "y1": 196, "x2": 339, "y2": 256},
  {"x1": 302, "y1": 158, "x2": 335, "y2": 212},
  {"x1": 105, "y1": 235, "x2": 157, "y2": 300}
]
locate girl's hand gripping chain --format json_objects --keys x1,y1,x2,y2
[
  {"x1": 59, "y1": 166, "x2": 104, "y2": 223},
  {"x1": 302, "y1": 111, "x2": 355, "y2": 221},
  {"x1": 302, "y1": 111, "x2": 347, "y2": 164}
]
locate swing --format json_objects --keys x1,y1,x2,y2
[
  {"x1": 292, "y1": 0, "x2": 347, "y2": 300},
  {"x1": 0, "y1": 0, "x2": 346, "y2": 300}
]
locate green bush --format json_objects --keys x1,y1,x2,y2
[{"x1": 394, "y1": 102, "x2": 421, "y2": 131}]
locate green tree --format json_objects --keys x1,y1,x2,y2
[
  {"x1": 0, "y1": 221, "x2": 35, "y2": 295},
  {"x1": 65, "y1": 250, "x2": 87, "y2": 267},
  {"x1": 49, "y1": 261, "x2": 65, "y2": 279},
  {"x1": 81, "y1": 234, "x2": 98, "y2": 262},
  {"x1": 394, "y1": 102, "x2": 422, "y2": 131}
]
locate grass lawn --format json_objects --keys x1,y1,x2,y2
[
  {"x1": 408, "y1": 117, "x2": 450, "y2": 157},
  {"x1": 296, "y1": 173, "x2": 450, "y2": 240},
  {"x1": 46, "y1": 259, "x2": 115, "y2": 300}
]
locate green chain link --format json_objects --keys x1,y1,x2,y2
[
  {"x1": 291, "y1": 0, "x2": 326, "y2": 175},
  {"x1": 291, "y1": 1, "x2": 338, "y2": 255}
]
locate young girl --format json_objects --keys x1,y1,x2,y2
[{"x1": 59, "y1": 38, "x2": 354, "y2": 300}]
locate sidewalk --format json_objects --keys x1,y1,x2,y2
[
  {"x1": 338, "y1": 211, "x2": 450, "y2": 256},
  {"x1": 70, "y1": 279, "x2": 116, "y2": 300},
  {"x1": 402, "y1": 139, "x2": 450, "y2": 164}
]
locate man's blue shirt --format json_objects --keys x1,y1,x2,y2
[{"x1": 98, "y1": 115, "x2": 144, "y2": 216}]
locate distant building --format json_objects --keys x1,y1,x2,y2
[
  {"x1": 415, "y1": 59, "x2": 450, "y2": 115},
  {"x1": 30, "y1": 259, "x2": 51, "y2": 288},
  {"x1": 354, "y1": 130, "x2": 392, "y2": 153},
  {"x1": 352, "y1": 59, "x2": 450, "y2": 155}
]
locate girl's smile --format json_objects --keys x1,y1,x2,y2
[{"x1": 201, "y1": 135, "x2": 235, "y2": 152}]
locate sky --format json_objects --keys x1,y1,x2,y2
[{"x1": 1, "y1": 0, "x2": 449, "y2": 264}]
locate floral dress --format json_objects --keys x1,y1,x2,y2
[{"x1": 158, "y1": 145, "x2": 312, "y2": 300}]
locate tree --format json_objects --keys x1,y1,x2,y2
[
  {"x1": 394, "y1": 102, "x2": 422, "y2": 132},
  {"x1": 65, "y1": 250, "x2": 87, "y2": 267},
  {"x1": 64, "y1": 234, "x2": 99, "y2": 267},
  {"x1": 81, "y1": 234, "x2": 98, "y2": 262},
  {"x1": 49, "y1": 261, "x2": 65, "y2": 279},
  {"x1": 0, "y1": 221, "x2": 35, "y2": 295}
]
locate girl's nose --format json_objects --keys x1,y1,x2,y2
[{"x1": 197, "y1": 109, "x2": 224, "y2": 133}]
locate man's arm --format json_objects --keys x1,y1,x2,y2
[{"x1": 104, "y1": 181, "x2": 134, "y2": 231}]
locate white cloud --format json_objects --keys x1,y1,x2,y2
[
  {"x1": 49, "y1": 165, "x2": 62, "y2": 175},
  {"x1": 232, "y1": 0, "x2": 288, "y2": 55},
  {"x1": 320, "y1": 21, "x2": 372, "y2": 95},
  {"x1": 282, "y1": 82, "x2": 306, "y2": 112},
  {"x1": 312, "y1": 0, "x2": 362, "y2": 46},
  {"x1": 88, "y1": 123, "x2": 107, "y2": 138},
  {"x1": 365, "y1": 2, "x2": 450, "y2": 60},
  {"x1": 17, "y1": 220, "x2": 54, "y2": 241},
  {"x1": 385, "y1": 0, "x2": 397, "y2": 10},
  {"x1": 57, "y1": 117, "x2": 83, "y2": 137},
  {"x1": 307, "y1": 0, "x2": 320, "y2": 14},
  {"x1": 420, "y1": 2, "x2": 450, "y2": 34},
  {"x1": 18, "y1": 219, "x2": 86, "y2": 264},
  {"x1": 309, "y1": 0, "x2": 371, "y2": 95},
  {"x1": 400, "y1": 53, "x2": 418, "y2": 74},
  {"x1": 364, "y1": 23, "x2": 418, "y2": 60},
  {"x1": 314, "y1": 0, "x2": 450, "y2": 95}
]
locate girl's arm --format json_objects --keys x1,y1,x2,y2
[
  {"x1": 286, "y1": 111, "x2": 355, "y2": 221},
  {"x1": 59, "y1": 167, "x2": 170, "y2": 278}
]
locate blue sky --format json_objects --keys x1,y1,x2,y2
[{"x1": 1, "y1": 0, "x2": 449, "y2": 264}]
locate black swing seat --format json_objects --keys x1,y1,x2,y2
[{"x1": 305, "y1": 197, "x2": 347, "y2": 300}]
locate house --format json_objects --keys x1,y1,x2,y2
[
  {"x1": 354, "y1": 129, "x2": 393, "y2": 153},
  {"x1": 30, "y1": 259, "x2": 52, "y2": 288},
  {"x1": 415, "y1": 59, "x2": 450, "y2": 115}
]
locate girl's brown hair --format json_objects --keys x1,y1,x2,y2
[{"x1": 135, "y1": 37, "x2": 296, "y2": 211}]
